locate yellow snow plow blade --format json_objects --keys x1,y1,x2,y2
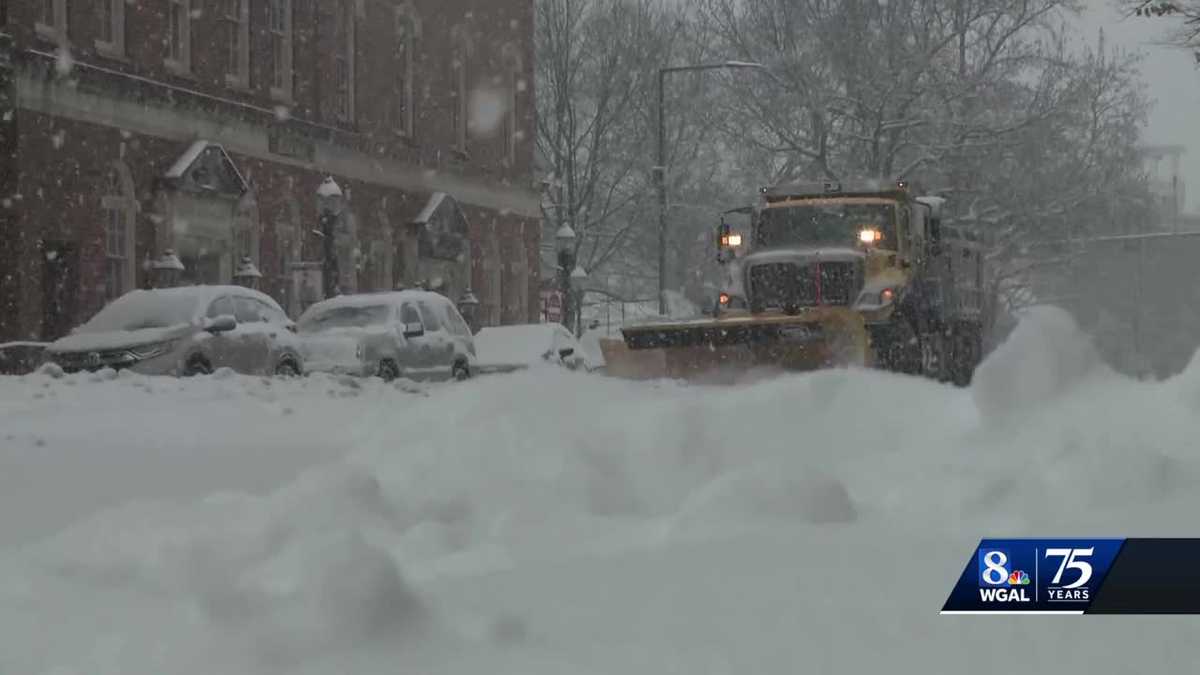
[{"x1": 606, "y1": 308, "x2": 870, "y2": 382}]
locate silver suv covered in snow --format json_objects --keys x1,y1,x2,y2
[
  {"x1": 46, "y1": 285, "x2": 304, "y2": 377},
  {"x1": 297, "y1": 290, "x2": 476, "y2": 381}
]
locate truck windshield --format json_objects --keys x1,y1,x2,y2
[{"x1": 755, "y1": 201, "x2": 897, "y2": 249}]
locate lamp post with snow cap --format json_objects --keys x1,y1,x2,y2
[
  {"x1": 556, "y1": 224, "x2": 576, "y2": 329},
  {"x1": 316, "y1": 176, "x2": 345, "y2": 300},
  {"x1": 233, "y1": 256, "x2": 263, "y2": 290},
  {"x1": 656, "y1": 60, "x2": 775, "y2": 315},
  {"x1": 570, "y1": 264, "x2": 588, "y2": 337},
  {"x1": 457, "y1": 288, "x2": 480, "y2": 334},
  {"x1": 151, "y1": 248, "x2": 184, "y2": 288}
]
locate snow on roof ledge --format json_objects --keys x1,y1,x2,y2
[
  {"x1": 316, "y1": 176, "x2": 343, "y2": 198},
  {"x1": 164, "y1": 140, "x2": 248, "y2": 191},
  {"x1": 414, "y1": 192, "x2": 449, "y2": 225},
  {"x1": 165, "y1": 141, "x2": 204, "y2": 179}
]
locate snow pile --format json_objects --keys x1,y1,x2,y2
[
  {"x1": 2, "y1": 307, "x2": 1200, "y2": 673},
  {"x1": 473, "y1": 324, "x2": 567, "y2": 368},
  {"x1": 971, "y1": 305, "x2": 1111, "y2": 417}
]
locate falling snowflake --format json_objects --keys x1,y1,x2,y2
[
  {"x1": 54, "y1": 48, "x2": 74, "y2": 76},
  {"x1": 274, "y1": 105, "x2": 291, "y2": 121},
  {"x1": 45, "y1": 250, "x2": 58, "y2": 261},
  {"x1": 468, "y1": 88, "x2": 506, "y2": 136},
  {"x1": 516, "y1": 79, "x2": 527, "y2": 93},
  {"x1": 51, "y1": 130, "x2": 65, "y2": 149}
]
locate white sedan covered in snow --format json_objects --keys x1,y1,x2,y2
[
  {"x1": 296, "y1": 290, "x2": 476, "y2": 381},
  {"x1": 473, "y1": 322, "x2": 595, "y2": 374},
  {"x1": 45, "y1": 285, "x2": 305, "y2": 377}
]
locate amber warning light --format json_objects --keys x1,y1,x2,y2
[{"x1": 720, "y1": 233, "x2": 743, "y2": 248}]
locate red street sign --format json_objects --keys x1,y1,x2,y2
[{"x1": 541, "y1": 290, "x2": 563, "y2": 322}]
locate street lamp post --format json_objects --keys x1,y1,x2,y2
[
  {"x1": 656, "y1": 60, "x2": 773, "y2": 316},
  {"x1": 570, "y1": 264, "x2": 588, "y2": 337},
  {"x1": 457, "y1": 288, "x2": 480, "y2": 334},
  {"x1": 316, "y1": 176, "x2": 345, "y2": 300},
  {"x1": 555, "y1": 224, "x2": 576, "y2": 329},
  {"x1": 233, "y1": 256, "x2": 263, "y2": 290}
]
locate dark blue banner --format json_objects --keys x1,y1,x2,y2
[{"x1": 942, "y1": 538, "x2": 1126, "y2": 613}]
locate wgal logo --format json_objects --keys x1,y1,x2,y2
[{"x1": 977, "y1": 549, "x2": 1032, "y2": 603}]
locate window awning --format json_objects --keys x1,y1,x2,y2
[
  {"x1": 412, "y1": 192, "x2": 469, "y2": 262},
  {"x1": 162, "y1": 140, "x2": 248, "y2": 197}
]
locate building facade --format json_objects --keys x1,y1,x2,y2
[{"x1": 0, "y1": 0, "x2": 540, "y2": 342}]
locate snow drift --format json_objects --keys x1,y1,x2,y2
[{"x1": 2, "y1": 307, "x2": 1200, "y2": 674}]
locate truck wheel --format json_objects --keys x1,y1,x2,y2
[
  {"x1": 452, "y1": 360, "x2": 471, "y2": 381},
  {"x1": 948, "y1": 324, "x2": 981, "y2": 387},
  {"x1": 183, "y1": 356, "x2": 212, "y2": 377},
  {"x1": 919, "y1": 331, "x2": 947, "y2": 382},
  {"x1": 871, "y1": 320, "x2": 920, "y2": 375},
  {"x1": 377, "y1": 359, "x2": 401, "y2": 382}
]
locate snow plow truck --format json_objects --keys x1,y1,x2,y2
[{"x1": 607, "y1": 179, "x2": 989, "y2": 385}]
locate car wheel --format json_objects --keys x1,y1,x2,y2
[
  {"x1": 274, "y1": 358, "x2": 301, "y2": 378},
  {"x1": 452, "y1": 360, "x2": 470, "y2": 381},
  {"x1": 183, "y1": 356, "x2": 213, "y2": 377},
  {"x1": 377, "y1": 359, "x2": 401, "y2": 382}
]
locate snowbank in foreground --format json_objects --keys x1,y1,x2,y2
[{"x1": 3, "y1": 307, "x2": 1200, "y2": 674}]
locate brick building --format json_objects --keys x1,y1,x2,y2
[{"x1": 0, "y1": 0, "x2": 540, "y2": 342}]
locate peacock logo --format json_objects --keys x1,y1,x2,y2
[{"x1": 1008, "y1": 570, "x2": 1031, "y2": 586}]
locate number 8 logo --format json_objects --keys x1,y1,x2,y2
[{"x1": 982, "y1": 550, "x2": 1009, "y2": 586}]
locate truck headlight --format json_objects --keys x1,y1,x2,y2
[{"x1": 855, "y1": 288, "x2": 897, "y2": 308}]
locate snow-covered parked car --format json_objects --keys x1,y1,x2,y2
[
  {"x1": 45, "y1": 286, "x2": 304, "y2": 377},
  {"x1": 473, "y1": 323, "x2": 595, "y2": 374},
  {"x1": 296, "y1": 290, "x2": 476, "y2": 381}
]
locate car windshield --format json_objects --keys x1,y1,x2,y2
[
  {"x1": 298, "y1": 305, "x2": 392, "y2": 332},
  {"x1": 755, "y1": 201, "x2": 897, "y2": 248},
  {"x1": 77, "y1": 291, "x2": 201, "y2": 333}
]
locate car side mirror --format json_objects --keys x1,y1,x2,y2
[
  {"x1": 205, "y1": 314, "x2": 237, "y2": 333},
  {"x1": 402, "y1": 322, "x2": 425, "y2": 338},
  {"x1": 558, "y1": 347, "x2": 575, "y2": 359}
]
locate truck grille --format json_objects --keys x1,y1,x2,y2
[{"x1": 748, "y1": 261, "x2": 860, "y2": 310}]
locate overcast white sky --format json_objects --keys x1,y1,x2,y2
[{"x1": 1082, "y1": 0, "x2": 1200, "y2": 211}]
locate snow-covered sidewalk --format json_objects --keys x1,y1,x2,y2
[{"x1": 2, "y1": 307, "x2": 1200, "y2": 674}]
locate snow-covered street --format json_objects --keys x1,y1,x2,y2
[{"x1": 3, "y1": 308, "x2": 1200, "y2": 674}]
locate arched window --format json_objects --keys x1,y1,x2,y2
[
  {"x1": 360, "y1": 205, "x2": 393, "y2": 292},
  {"x1": 394, "y1": 3, "x2": 420, "y2": 138},
  {"x1": 504, "y1": 221, "x2": 529, "y2": 322},
  {"x1": 336, "y1": 210, "x2": 358, "y2": 294},
  {"x1": 101, "y1": 162, "x2": 136, "y2": 300},
  {"x1": 233, "y1": 191, "x2": 260, "y2": 270},
  {"x1": 449, "y1": 26, "x2": 473, "y2": 154},
  {"x1": 483, "y1": 223, "x2": 502, "y2": 326},
  {"x1": 273, "y1": 195, "x2": 305, "y2": 315},
  {"x1": 500, "y1": 43, "x2": 523, "y2": 168}
]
